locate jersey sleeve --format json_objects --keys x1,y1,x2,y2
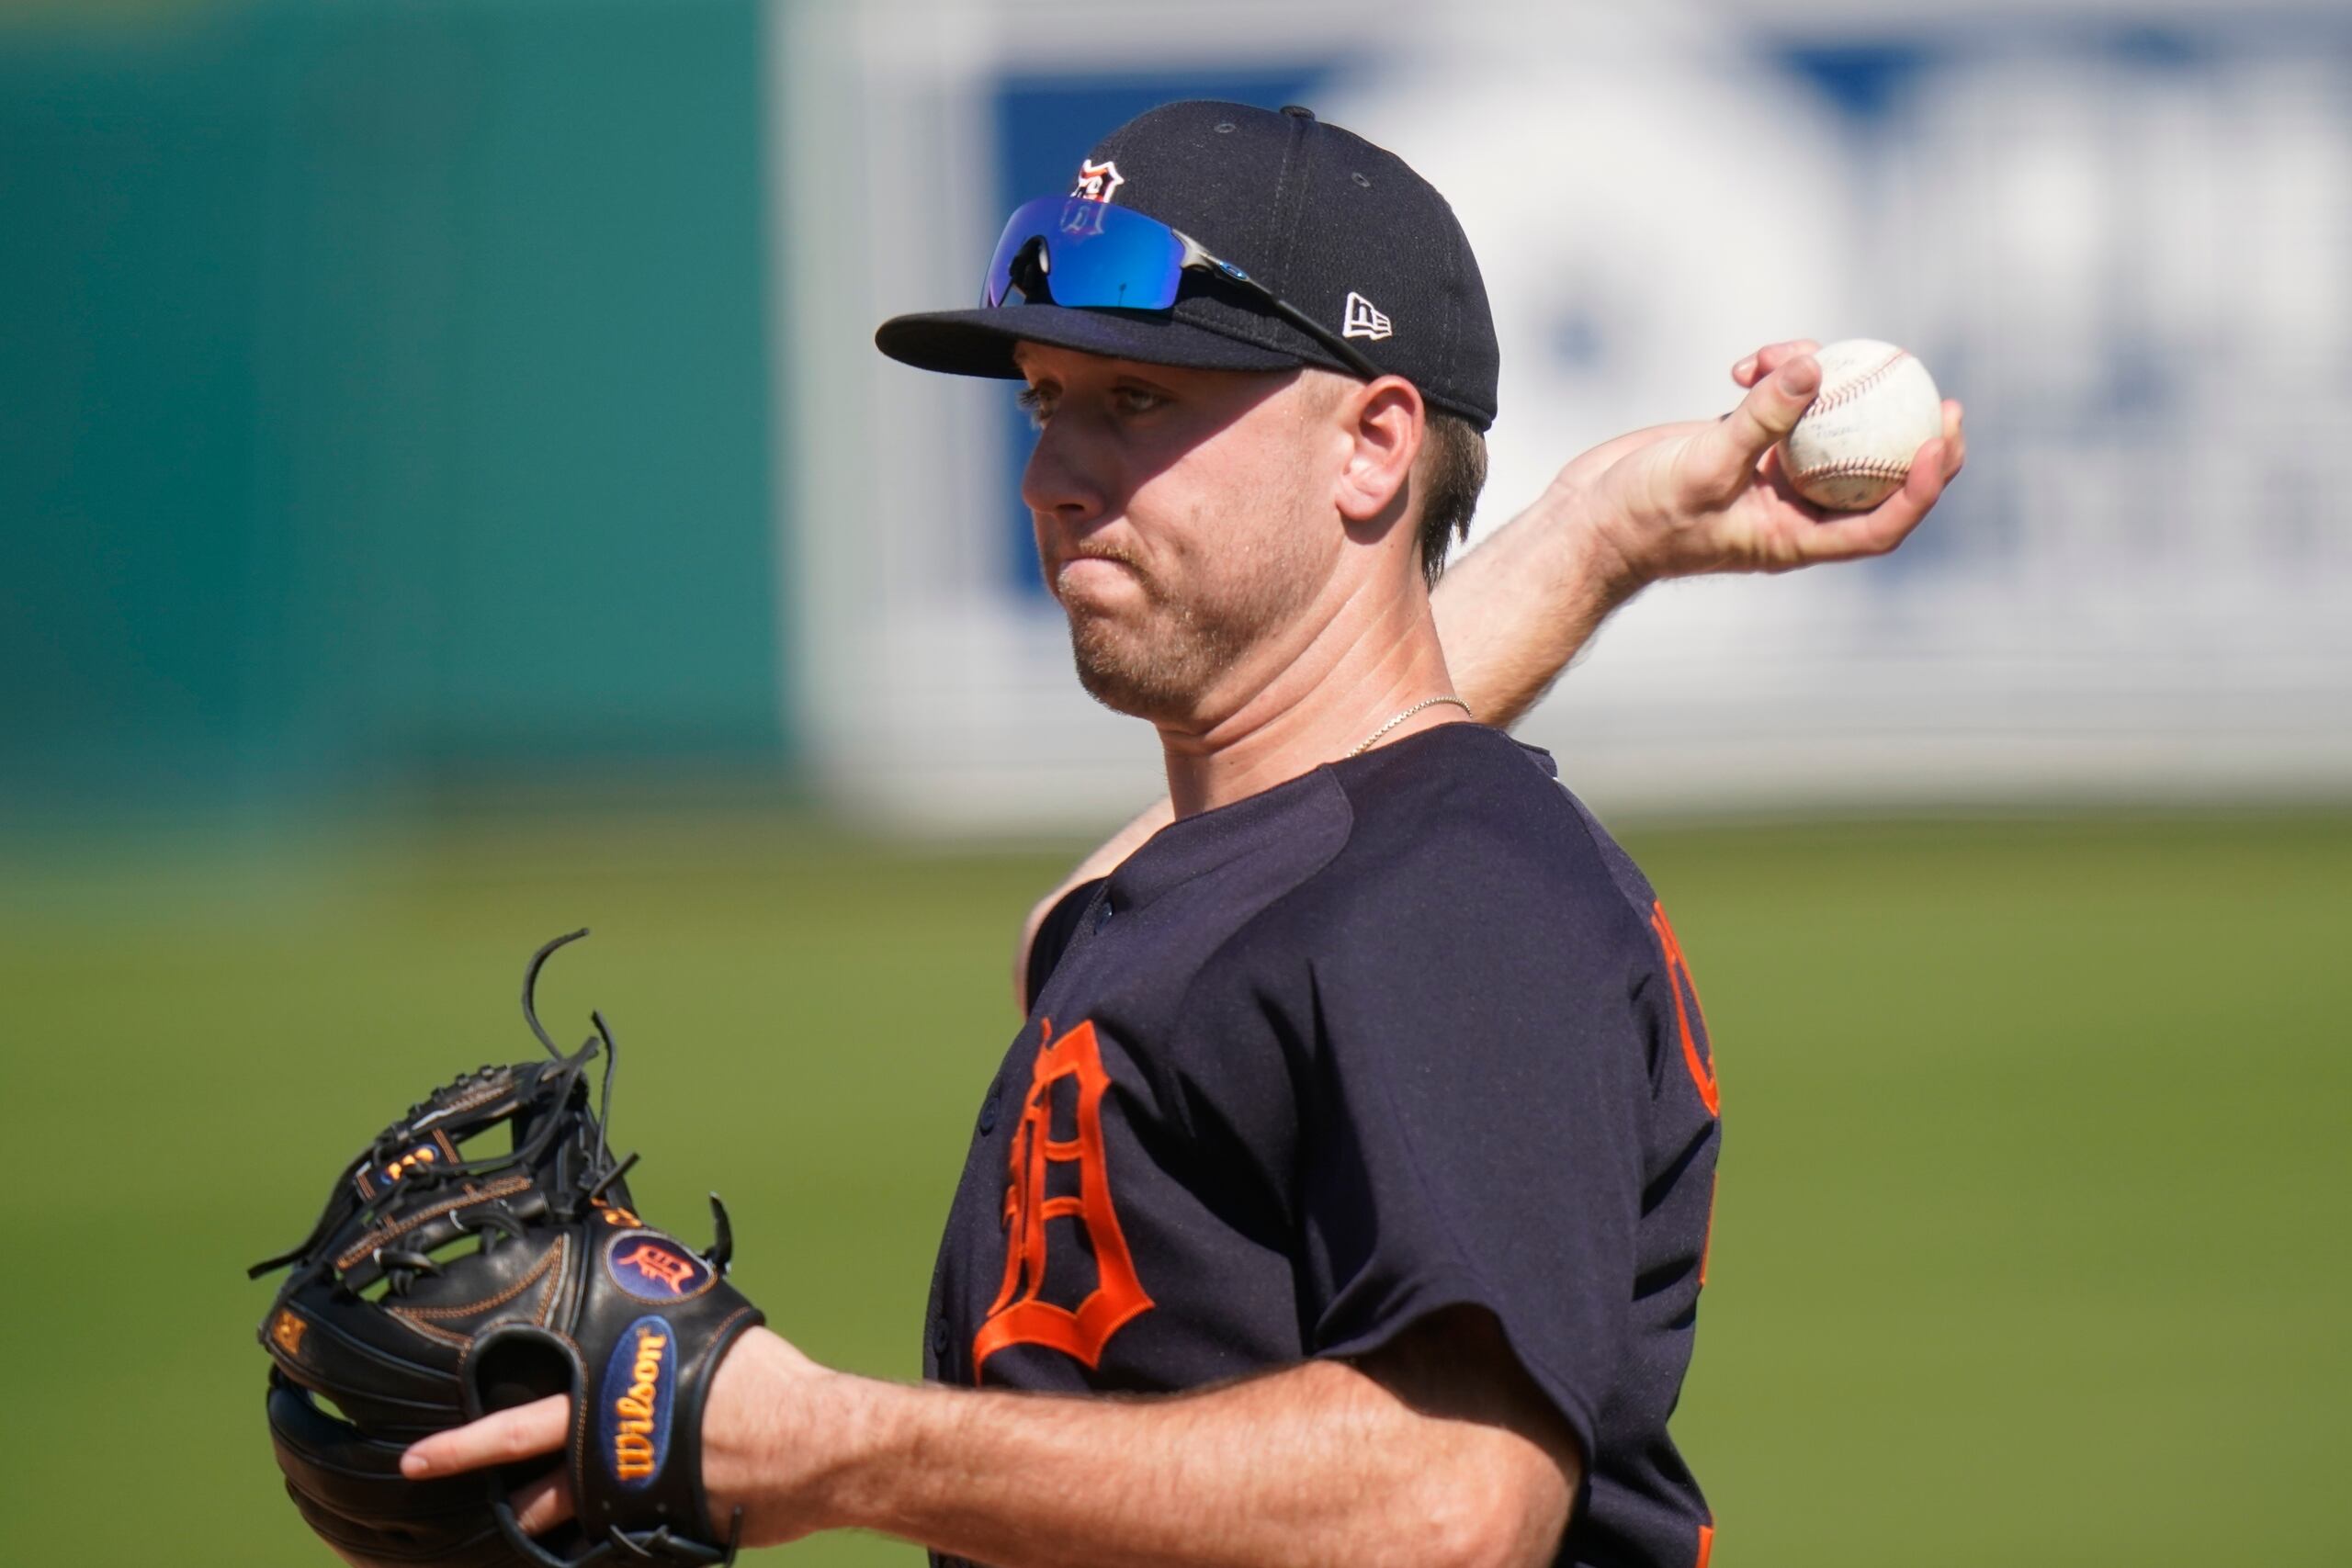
[
  {"x1": 1289, "y1": 848, "x2": 1654, "y2": 1463},
  {"x1": 1024, "y1": 876, "x2": 1106, "y2": 1013}
]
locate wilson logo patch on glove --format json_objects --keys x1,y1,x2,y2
[
  {"x1": 602, "y1": 1315, "x2": 677, "y2": 1486},
  {"x1": 606, "y1": 1233, "x2": 714, "y2": 1301}
]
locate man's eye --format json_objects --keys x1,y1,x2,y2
[
  {"x1": 1015, "y1": 387, "x2": 1054, "y2": 426},
  {"x1": 1114, "y1": 387, "x2": 1165, "y2": 414}
]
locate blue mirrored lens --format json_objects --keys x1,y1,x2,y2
[{"x1": 980, "y1": 197, "x2": 1187, "y2": 310}]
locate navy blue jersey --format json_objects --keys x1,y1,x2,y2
[{"x1": 925, "y1": 724, "x2": 1722, "y2": 1568}]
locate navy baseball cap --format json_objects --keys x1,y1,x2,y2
[{"x1": 876, "y1": 100, "x2": 1501, "y2": 431}]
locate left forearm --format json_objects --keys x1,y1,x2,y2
[{"x1": 764, "y1": 1359, "x2": 1557, "y2": 1568}]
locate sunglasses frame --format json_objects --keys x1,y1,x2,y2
[{"x1": 988, "y1": 197, "x2": 1385, "y2": 382}]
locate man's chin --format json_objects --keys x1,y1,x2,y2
[
  {"x1": 1072, "y1": 669, "x2": 1150, "y2": 719},
  {"x1": 1069, "y1": 646, "x2": 1170, "y2": 721},
  {"x1": 1066, "y1": 623, "x2": 1198, "y2": 724}
]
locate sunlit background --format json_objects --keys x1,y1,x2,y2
[{"x1": 3, "y1": 2, "x2": 2346, "y2": 1564}]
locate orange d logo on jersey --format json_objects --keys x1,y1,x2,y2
[
  {"x1": 1650, "y1": 901, "x2": 1719, "y2": 1118},
  {"x1": 1651, "y1": 899, "x2": 1722, "y2": 1291},
  {"x1": 973, "y1": 1018, "x2": 1154, "y2": 1378}
]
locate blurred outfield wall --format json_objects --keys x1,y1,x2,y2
[
  {"x1": 0, "y1": 0, "x2": 784, "y2": 824},
  {"x1": 788, "y1": 0, "x2": 2352, "y2": 829},
  {"x1": 6, "y1": 0, "x2": 2349, "y2": 837}
]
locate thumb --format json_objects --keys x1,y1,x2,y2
[{"x1": 1703, "y1": 354, "x2": 1821, "y2": 490}]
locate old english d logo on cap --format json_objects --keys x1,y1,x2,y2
[{"x1": 1072, "y1": 158, "x2": 1124, "y2": 203}]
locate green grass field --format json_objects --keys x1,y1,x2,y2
[{"x1": 5, "y1": 807, "x2": 2344, "y2": 1566}]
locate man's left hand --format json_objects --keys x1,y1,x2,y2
[{"x1": 400, "y1": 1325, "x2": 838, "y2": 1547}]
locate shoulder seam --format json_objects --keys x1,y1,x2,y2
[{"x1": 1536, "y1": 768, "x2": 1668, "y2": 942}]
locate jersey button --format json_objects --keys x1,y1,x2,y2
[
  {"x1": 977, "y1": 1082, "x2": 1000, "y2": 1135},
  {"x1": 1093, "y1": 898, "x2": 1115, "y2": 932},
  {"x1": 931, "y1": 1318, "x2": 951, "y2": 1359}
]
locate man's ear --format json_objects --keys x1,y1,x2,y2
[{"x1": 1332, "y1": 375, "x2": 1425, "y2": 530}]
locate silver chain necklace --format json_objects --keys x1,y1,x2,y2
[{"x1": 1345, "y1": 694, "x2": 1474, "y2": 759}]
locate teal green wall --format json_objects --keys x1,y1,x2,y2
[{"x1": 0, "y1": 0, "x2": 783, "y2": 816}]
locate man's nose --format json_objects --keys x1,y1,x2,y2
[{"x1": 1020, "y1": 413, "x2": 1110, "y2": 530}]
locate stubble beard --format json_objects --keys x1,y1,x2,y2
[{"x1": 1060, "y1": 534, "x2": 1324, "y2": 726}]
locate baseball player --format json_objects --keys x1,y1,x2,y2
[{"x1": 405, "y1": 100, "x2": 1962, "y2": 1568}]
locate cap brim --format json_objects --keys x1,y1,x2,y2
[{"x1": 875, "y1": 305, "x2": 1308, "y2": 379}]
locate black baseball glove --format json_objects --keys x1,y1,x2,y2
[{"x1": 251, "y1": 930, "x2": 763, "y2": 1567}]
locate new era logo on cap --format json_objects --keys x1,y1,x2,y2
[{"x1": 1341, "y1": 291, "x2": 1393, "y2": 342}]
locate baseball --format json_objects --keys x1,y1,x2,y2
[{"x1": 1779, "y1": 338, "x2": 1944, "y2": 510}]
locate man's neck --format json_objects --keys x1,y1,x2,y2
[{"x1": 1156, "y1": 589, "x2": 1464, "y2": 818}]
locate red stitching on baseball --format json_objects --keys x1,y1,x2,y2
[
  {"x1": 1808, "y1": 348, "x2": 1909, "y2": 416},
  {"x1": 1793, "y1": 457, "x2": 1911, "y2": 480}
]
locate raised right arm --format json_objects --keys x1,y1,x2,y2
[{"x1": 1013, "y1": 340, "x2": 1966, "y2": 1008}]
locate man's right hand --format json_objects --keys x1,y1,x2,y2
[{"x1": 1560, "y1": 338, "x2": 1966, "y2": 594}]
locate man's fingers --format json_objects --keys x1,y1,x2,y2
[
  {"x1": 510, "y1": 1469, "x2": 576, "y2": 1536},
  {"x1": 401, "y1": 1394, "x2": 570, "y2": 1478},
  {"x1": 1796, "y1": 434, "x2": 1953, "y2": 560},
  {"x1": 1731, "y1": 339, "x2": 1823, "y2": 389}
]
